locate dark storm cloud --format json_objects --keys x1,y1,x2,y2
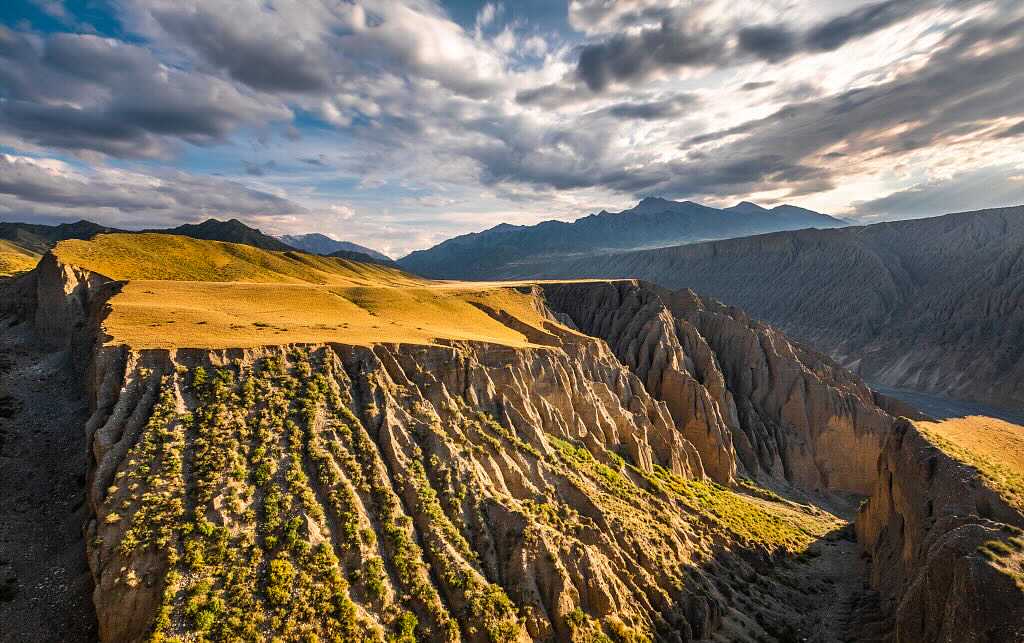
[
  {"x1": 576, "y1": 0, "x2": 957, "y2": 90},
  {"x1": 740, "y1": 81, "x2": 775, "y2": 91},
  {"x1": 0, "y1": 28, "x2": 288, "y2": 157},
  {"x1": 805, "y1": 0, "x2": 922, "y2": 52},
  {"x1": 656, "y1": 15, "x2": 1024, "y2": 197},
  {"x1": 487, "y1": 11, "x2": 1024, "y2": 202},
  {"x1": 737, "y1": 0, "x2": 928, "y2": 61},
  {"x1": 996, "y1": 121, "x2": 1024, "y2": 139},
  {"x1": 576, "y1": 17, "x2": 726, "y2": 91},
  {"x1": 736, "y1": 26, "x2": 797, "y2": 62},
  {"x1": 152, "y1": 7, "x2": 331, "y2": 93}
]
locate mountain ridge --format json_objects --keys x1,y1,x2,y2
[
  {"x1": 279, "y1": 232, "x2": 390, "y2": 261},
  {"x1": 397, "y1": 198, "x2": 845, "y2": 279}
]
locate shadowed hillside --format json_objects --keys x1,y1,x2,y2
[{"x1": 528, "y1": 206, "x2": 1024, "y2": 411}]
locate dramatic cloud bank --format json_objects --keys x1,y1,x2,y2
[{"x1": 1, "y1": 0, "x2": 1022, "y2": 255}]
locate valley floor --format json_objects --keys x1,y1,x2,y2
[
  {"x1": 0, "y1": 318, "x2": 97, "y2": 642},
  {"x1": 870, "y1": 383, "x2": 1024, "y2": 425}
]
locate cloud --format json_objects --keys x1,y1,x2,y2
[
  {"x1": 851, "y1": 165, "x2": 1024, "y2": 219},
  {"x1": 0, "y1": 28, "x2": 290, "y2": 157},
  {"x1": 600, "y1": 94, "x2": 699, "y2": 120},
  {"x1": 0, "y1": 154, "x2": 304, "y2": 222},
  {"x1": 151, "y1": 5, "x2": 332, "y2": 93},
  {"x1": 576, "y1": 16, "x2": 726, "y2": 91}
]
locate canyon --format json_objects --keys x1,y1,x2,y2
[{"x1": 0, "y1": 234, "x2": 1021, "y2": 641}]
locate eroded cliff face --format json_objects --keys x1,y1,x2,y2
[
  {"x1": 541, "y1": 282, "x2": 736, "y2": 484},
  {"x1": 543, "y1": 281, "x2": 894, "y2": 496},
  {"x1": 81, "y1": 338, "x2": 833, "y2": 642},
  {"x1": 856, "y1": 419, "x2": 1024, "y2": 642}
]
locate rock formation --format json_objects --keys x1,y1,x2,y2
[{"x1": 542, "y1": 281, "x2": 894, "y2": 496}]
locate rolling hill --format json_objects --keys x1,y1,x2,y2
[
  {"x1": 528, "y1": 205, "x2": 1024, "y2": 411},
  {"x1": 146, "y1": 218, "x2": 294, "y2": 251},
  {"x1": 0, "y1": 219, "x2": 117, "y2": 254},
  {"x1": 48, "y1": 233, "x2": 573, "y2": 349},
  {"x1": 279, "y1": 233, "x2": 390, "y2": 261},
  {"x1": 398, "y1": 197, "x2": 845, "y2": 279}
]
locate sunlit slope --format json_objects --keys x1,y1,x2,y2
[
  {"x1": 52, "y1": 234, "x2": 569, "y2": 349},
  {"x1": 918, "y1": 415, "x2": 1024, "y2": 511},
  {"x1": 0, "y1": 239, "x2": 40, "y2": 276}
]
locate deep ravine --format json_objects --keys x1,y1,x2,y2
[{"x1": 0, "y1": 316, "x2": 98, "y2": 642}]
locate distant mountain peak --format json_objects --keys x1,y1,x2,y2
[
  {"x1": 278, "y1": 232, "x2": 390, "y2": 261},
  {"x1": 728, "y1": 201, "x2": 768, "y2": 212}
]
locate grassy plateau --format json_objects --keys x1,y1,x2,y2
[{"x1": 52, "y1": 233, "x2": 576, "y2": 349}]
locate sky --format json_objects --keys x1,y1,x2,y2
[{"x1": 1, "y1": 0, "x2": 1023, "y2": 257}]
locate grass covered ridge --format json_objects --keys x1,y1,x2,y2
[
  {"x1": 52, "y1": 234, "x2": 574, "y2": 349},
  {"x1": 916, "y1": 415, "x2": 1024, "y2": 511},
  {"x1": 0, "y1": 239, "x2": 40, "y2": 276}
]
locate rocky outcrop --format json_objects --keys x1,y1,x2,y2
[
  {"x1": 543, "y1": 281, "x2": 895, "y2": 495},
  {"x1": 541, "y1": 282, "x2": 736, "y2": 484},
  {"x1": 856, "y1": 419, "x2": 1024, "y2": 642}
]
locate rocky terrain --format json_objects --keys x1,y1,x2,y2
[
  {"x1": 525, "y1": 206, "x2": 1024, "y2": 413},
  {"x1": 1, "y1": 235, "x2": 1021, "y2": 641},
  {"x1": 398, "y1": 198, "x2": 844, "y2": 280}
]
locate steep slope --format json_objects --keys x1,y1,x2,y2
[
  {"x1": 3, "y1": 237, "x2": 848, "y2": 642},
  {"x1": 398, "y1": 198, "x2": 845, "y2": 279},
  {"x1": 534, "y1": 206, "x2": 1024, "y2": 411},
  {"x1": 280, "y1": 233, "x2": 390, "y2": 261},
  {"x1": 147, "y1": 218, "x2": 295, "y2": 251},
  {"x1": 0, "y1": 239, "x2": 40, "y2": 276},
  {"x1": 541, "y1": 281, "x2": 895, "y2": 495}
]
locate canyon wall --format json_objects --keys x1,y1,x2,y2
[
  {"x1": 856, "y1": 419, "x2": 1024, "y2": 642},
  {"x1": 542, "y1": 281, "x2": 894, "y2": 496}
]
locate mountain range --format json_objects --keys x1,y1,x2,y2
[{"x1": 397, "y1": 197, "x2": 845, "y2": 279}]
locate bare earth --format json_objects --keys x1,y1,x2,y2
[{"x1": 0, "y1": 318, "x2": 97, "y2": 642}]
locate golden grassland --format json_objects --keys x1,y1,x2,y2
[
  {"x1": 917, "y1": 415, "x2": 1024, "y2": 511},
  {"x1": 53, "y1": 233, "x2": 576, "y2": 349},
  {"x1": 0, "y1": 239, "x2": 40, "y2": 276}
]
